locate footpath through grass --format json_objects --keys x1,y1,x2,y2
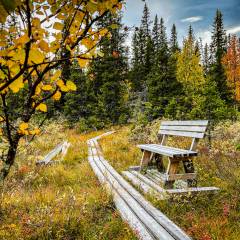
[
  {"x1": 100, "y1": 123, "x2": 240, "y2": 240},
  {"x1": 0, "y1": 123, "x2": 137, "y2": 240}
]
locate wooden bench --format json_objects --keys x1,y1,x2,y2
[{"x1": 138, "y1": 120, "x2": 208, "y2": 188}]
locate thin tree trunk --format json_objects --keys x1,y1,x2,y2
[{"x1": 0, "y1": 135, "x2": 20, "y2": 184}]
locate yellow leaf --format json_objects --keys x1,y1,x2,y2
[
  {"x1": 56, "y1": 79, "x2": 64, "y2": 87},
  {"x1": 0, "y1": 70, "x2": 5, "y2": 79},
  {"x1": 53, "y1": 22, "x2": 64, "y2": 30},
  {"x1": 52, "y1": 91, "x2": 61, "y2": 101},
  {"x1": 29, "y1": 49, "x2": 45, "y2": 64},
  {"x1": 51, "y1": 70, "x2": 61, "y2": 81},
  {"x1": 38, "y1": 40, "x2": 50, "y2": 52},
  {"x1": 78, "y1": 58, "x2": 89, "y2": 68},
  {"x1": 11, "y1": 49, "x2": 25, "y2": 64},
  {"x1": 14, "y1": 34, "x2": 30, "y2": 45},
  {"x1": 19, "y1": 122, "x2": 28, "y2": 131},
  {"x1": 99, "y1": 28, "x2": 108, "y2": 36},
  {"x1": 9, "y1": 76, "x2": 24, "y2": 93},
  {"x1": 56, "y1": 79, "x2": 70, "y2": 92},
  {"x1": 36, "y1": 103, "x2": 47, "y2": 112},
  {"x1": 41, "y1": 84, "x2": 52, "y2": 91},
  {"x1": 66, "y1": 80, "x2": 76, "y2": 91}
]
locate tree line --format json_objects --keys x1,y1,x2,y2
[{"x1": 63, "y1": 4, "x2": 240, "y2": 130}]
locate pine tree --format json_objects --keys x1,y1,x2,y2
[
  {"x1": 209, "y1": 9, "x2": 231, "y2": 102},
  {"x1": 141, "y1": 3, "x2": 151, "y2": 38},
  {"x1": 170, "y1": 24, "x2": 179, "y2": 53}
]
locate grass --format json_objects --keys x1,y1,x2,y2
[
  {"x1": 100, "y1": 121, "x2": 240, "y2": 240},
  {"x1": 0, "y1": 122, "x2": 137, "y2": 240}
]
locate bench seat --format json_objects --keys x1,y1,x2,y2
[{"x1": 137, "y1": 144, "x2": 198, "y2": 158}]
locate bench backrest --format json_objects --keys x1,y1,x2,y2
[{"x1": 159, "y1": 120, "x2": 209, "y2": 139}]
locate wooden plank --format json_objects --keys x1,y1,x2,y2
[
  {"x1": 88, "y1": 155, "x2": 154, "y2": 240},
  {"x1": 138, "y1": 145, "x2": 181, "y2": 157},
  {"x1": 138, "y1": 144, "x2": 197, "y2": 157},
  {"x1": 160, "y1": 125, "x2": 207, "y2": 133},
  {"x1": 90, "y1": 143, "x2": 176, "y2": 240},
  {"x1": 131, "y1": 171, "x2": 166, "y2": 193},
  {"x1": 36, "y1": 142, "x2": 66, "y2": 165},
  {"x1": 167, "y1": 187, "x2": 219, "y2": 194},
  {"x1": 159, "y1": 130, "x2": 205, "y2": 139},
  {"x1": 161, "y1": 120, "x2": 208, "y2": 126},
  {"x1": 151, "y1": 144, "x2": 197, "y2": 156},
  {"x1": 88, "y1": 134, "x2": 192, "y2": 240},
  {"x1": 122, "y1": 171, "x2": 164, "y2": 199}
]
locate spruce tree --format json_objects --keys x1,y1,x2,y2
[
  {"x1": 130, "y1": 3, "x2": 153, "y2": 95},
  {"x1": 170, "y1": 24, "x2": 179, "y2": 53},
  {"x1": 209, "y1": 9, "x2": 231, "y2": 102},
  {"x1": 88, "y1": 12, "x2": 129, "y2": 125},
  {"x1": 147, "y1": 17, "x2": 181, "y2": 119},
  {"x1": 152, "y1": 15, "x2": 160, "y2": 57}
]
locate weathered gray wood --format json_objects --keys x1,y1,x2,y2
[
  {"x1": 161, "y1": 120, "x2": 208, "y2": 126},
  {"x1": 167, "y1": 187, "x2": 219, "y2": 194},
  {"x1": 127, "y1": 168, "x2": 219, "y2": 195},
  {"x1": 88, "y1": 134, "x2": 192, "y2": 240},
  {"x1": 160, "y1": 125, "x2": 207, "y2": 132},
  {"x1": 88, "y1": 154, "x2": 154, "y2": 240},
  {"x1": 146, "y1": 170, "x2": 196, "y2": 183},
  {"x1": 138, "y1": 144, "x2": 197, "y2": 157},
  {"x1": 89, "y1": 142, "x2": 177, "y2": 240},
  {"x1": 131, "y1": 170, "x2": 166, "y2": 193},
  {"x1": 36, "y1": 141, "x2": 69, "y2": 165},
  {"x1": 122, "y1": 171, "x2": 163, "y2": 198},
  {"x1": 159, "y1": 130, "x2": 205, "y2": 139},
  {"x1": 151, "y1": 144, "x2": 198, "y2": 156}
]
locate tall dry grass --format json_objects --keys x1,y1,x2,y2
[{"x1": 0, "y1": 123, "x2": 137, "y2": 240}]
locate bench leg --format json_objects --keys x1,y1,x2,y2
[
  {"x1": 140, "y1": 150, "x2": 152, "y2": 170},
  {"x1": 183, "y1": 159, "x2": 197, "y2": 187},
  {"x1": 165, "y1": 158, "x2": 179, "y2": 188}
]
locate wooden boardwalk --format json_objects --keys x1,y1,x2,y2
[{"x1": 87, "y1": 132, "x2": 191, "y2": 240}]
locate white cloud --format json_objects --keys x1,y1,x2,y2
[
  {"x1": 196, "y1": 30, "x2": 212, "y2": 45},
  {"x1": 181, "y1": 16, "x2": 203, "y2": 23},
  {"x1": 227, "y1": 26, "x2": 240, "y2": 34}
]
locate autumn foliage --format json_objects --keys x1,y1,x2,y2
[
  {"x1": 222, "y1": 35, "x2": 240, "y2": 101},
  {"x1": 0, "y1": 0, "x2": 123, "y2": 180}
]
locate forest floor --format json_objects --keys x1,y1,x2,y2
[{"x1": 0, "y1": 120, "x2": 239, "y2": 240}]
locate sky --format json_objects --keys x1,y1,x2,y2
[{"x1": 122, "y1": 0, "x2": 240, "y2": 47}]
